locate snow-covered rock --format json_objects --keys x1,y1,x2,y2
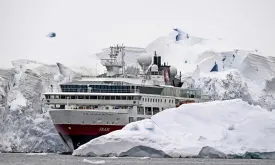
[{"x1": 73, "y1": 99, "x2": 275, "y2": 158}]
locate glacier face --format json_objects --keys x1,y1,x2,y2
[{"x1": 0, "y1": 60, "x2": 75, "y2": 152}]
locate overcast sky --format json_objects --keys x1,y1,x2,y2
[{"x1": 1, "y1": 0, "x2": 275, "y2": 68}]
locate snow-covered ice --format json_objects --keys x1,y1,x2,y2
[{"x1": 73, "y1": 99, "x2": 275, "y2": 157}]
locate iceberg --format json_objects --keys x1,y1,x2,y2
[{"x1": 73, "y1": 99, "x2": 275, "y2": 158}]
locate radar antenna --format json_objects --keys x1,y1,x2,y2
[{"x1": 101, "y1": 44, "x2": 126, "y2": 77}]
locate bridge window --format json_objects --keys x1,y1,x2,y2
[
  {"x1": 71, "y1": 96, "x2": 75, "y2": 99},
  {"x1": 111, "y1": 96, "x2": 115, "y2": 100},
  {"x1": 85, "y1": 96, "x2": 89, "y2": 99},
  {"x1": 78, "y1": 95, "x2": 84, "y2": 99},
  {"x1": 121, "y1": 96, "x2": 126, "y2": 100},
  {"x1": 116, "y1": 96, "x2": 121, "y2": 100},
  {"x1": 105, "y1": 96, "x2": 110, "y2": 100}
]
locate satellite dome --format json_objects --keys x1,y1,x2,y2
[
  {"x1": 170, "y1": 66, "x2": 177, "y2": 77},
  {"x1": 137, "y1": 53, "x2": 152, "y2": 68},
  {"x1": 151, "y1": 64, "x2": 158, "y2": 72}
]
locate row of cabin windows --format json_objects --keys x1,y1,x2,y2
[
  {"x1": 46, "y1": 95, "x2": 138, "y2": 100},
  {"x1": 142, "y1": 97, "x2": 174, "y2": 104},
  {"x1": 137, "y1": 107, "x2": 162, "y2": 115},
  {"x1": 48, "y1": 104, "x2": 132, "y2": 110}
]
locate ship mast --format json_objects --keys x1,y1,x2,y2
[
  {"x1": 100, "y1": 44, "x2": 125, "y2": 77},
  {"x1": 120, "y1": 44, "x2": 126, "y2": 77}
]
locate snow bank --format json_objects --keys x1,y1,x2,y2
[{"x1": 73, "y1": 99, "x2": 275, "y2": 157}]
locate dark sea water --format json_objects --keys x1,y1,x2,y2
[{"x1": 1, "y1": 153, "x2": 275, "y2": 165}]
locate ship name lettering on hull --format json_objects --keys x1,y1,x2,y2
[{"x1": 99, "y1": 127, "x2": 110, "y2": 131}]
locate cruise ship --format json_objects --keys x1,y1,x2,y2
[{"x1": 43, "y1": 45, "x2": 206, "y2": 151}]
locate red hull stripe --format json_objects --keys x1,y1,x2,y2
[{"x1": 54, "y1": 124, "x2": 125, "y2": 136}]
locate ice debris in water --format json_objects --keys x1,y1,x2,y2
[{"x1": 83, "y1": 159, "x2": 105, "y2": 164}]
